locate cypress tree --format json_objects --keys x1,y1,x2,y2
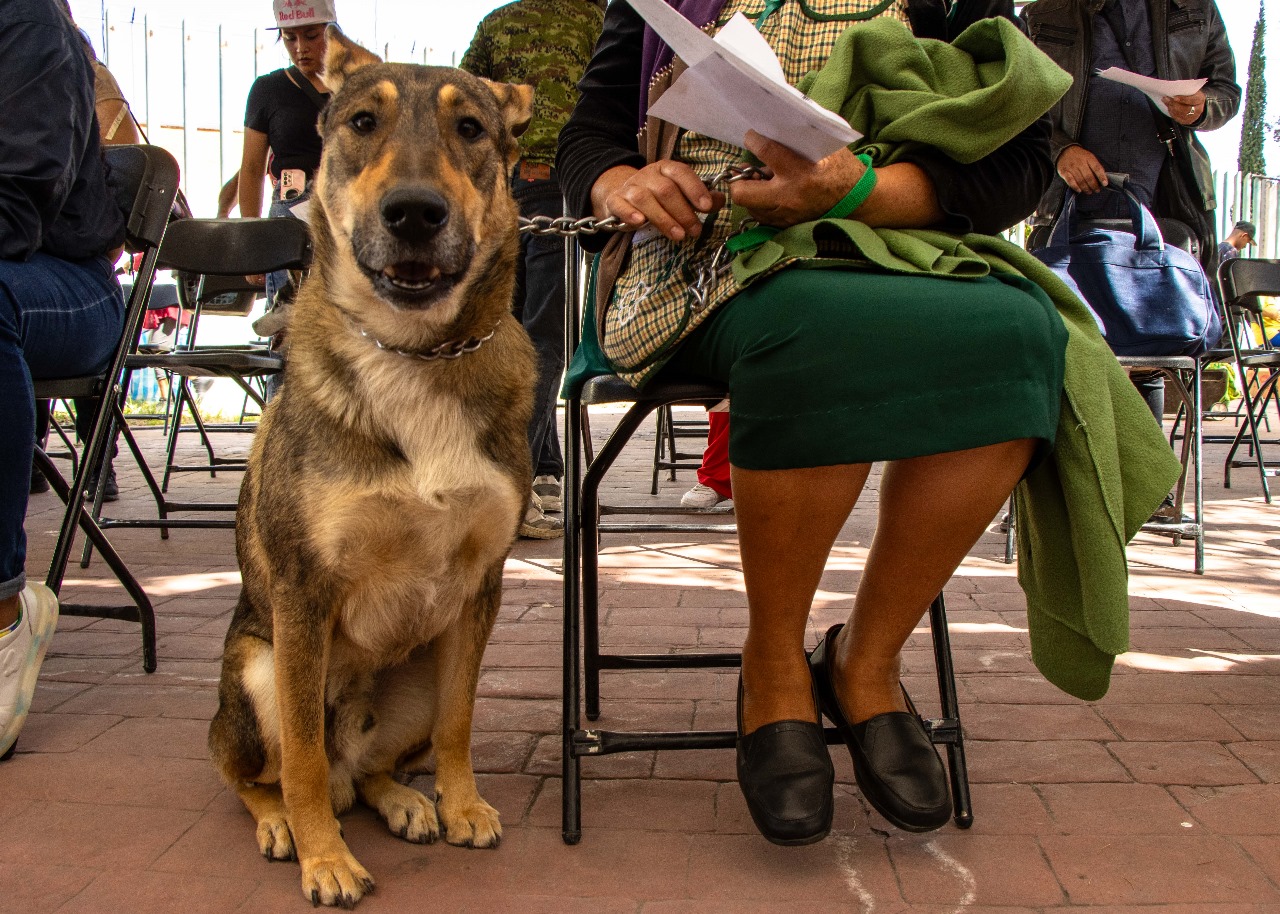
[{"x1": 1238, "y1": 0, "x2": 1267, "y2": 175}]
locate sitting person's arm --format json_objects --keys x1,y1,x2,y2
[
  {"x1": 585, "y1": 111, "x2": 1051, "y2": 241},
  {"x1": 93, "y1": 61, "x2": 144, "y2": 146},
  {"x1": 0, "y1": 12, "x2": 122, "y2": 262},
  {"x1": 560, "y1": 0, "x2": 1052, "y2": 243},
  {"x1": 556, "y1": 0, "x2": 647, "y2": 237}
]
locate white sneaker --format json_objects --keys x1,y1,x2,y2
[
  {"x1": 533, "y1": 475, "x2": 562, "y2": 513},
  {"x1": 1, "y1": 583, "x2": 60, "y2": 759},
  {"x1": 519, "y1": 497, "x2": 564, "y2": 540},
  {"x1": 681, "y1": 482, "x2": 730, "y2": 510}
]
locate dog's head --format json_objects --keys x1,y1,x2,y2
[{"x1": 312, "y1": 28, "x2": 532, "y2": 331}]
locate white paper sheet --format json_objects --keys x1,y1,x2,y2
[
  {"x1": 1095, "y1": 67, "x2": 1207, "y2": 117},
  {"x1": 626, "y1": 0, "x2": 859, "y2": 162}
]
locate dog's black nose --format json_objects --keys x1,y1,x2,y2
[{"x1": 380, "y1": 188, "x2": 449, "y2": 242}]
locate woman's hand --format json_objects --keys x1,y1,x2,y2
[
  {"x1": 591, "y1": 162, "x2": 723, "y2": 242},
  {"x1": 730, "y1": 131, "x2": 865, "y2": 228}
]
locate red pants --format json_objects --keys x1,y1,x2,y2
[{"x1": 696, "y1": 409, "x2": 732, "y2": 498}]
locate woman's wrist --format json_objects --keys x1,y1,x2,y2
[
  {"x1": 591, "y1": 164, "x2": 639, "y2": 220},
  {"x1": 822, "y1": 154, "x2": 876, "y2": 219},
  {"x1": 849, "y1": 161, "x2": 941, "y2": 229}
]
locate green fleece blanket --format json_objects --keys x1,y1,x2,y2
[
  {"x1": 730, "y1": 18, "x2": 1182, "y2": 700},
  {"x1": 797, "y1": 15, "x2": 1073, "y2": 166}
]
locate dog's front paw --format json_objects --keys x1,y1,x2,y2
[
  {"x1": 374, "y1": 783, "x2": 440, "y2": 845},
  {"x1": 299, "y1": 850, "x2": 375, "y2": 909},
  {"x1": 437, "y1": 792, "x2": 502, "y2": 848},
  {"x1": 256, "y1": 814, "x2": 296, "y2": 861}
]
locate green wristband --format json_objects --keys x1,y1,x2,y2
[
  {"x1": 725, "y1": 224, "x2": 780, "y2": 253},
  {"x1": 822, "y1": 154, "x2": 876, "y2": 219}
]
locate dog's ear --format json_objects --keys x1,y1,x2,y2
[
  {"x1": 483, "y1": 81, "x2": 534, "y2": 139},
  {"x1": 321, "y1": 25, "x2": 381, "y2": 95}
]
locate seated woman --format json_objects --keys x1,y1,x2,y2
[
  {"x1": 558, "y1": 0, "x2": 1179, "y2": 845},
  {"x1": 2, "y1": 0, "x2": 127, "y2": 759}
]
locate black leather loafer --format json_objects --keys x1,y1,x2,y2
[
  {"x1": 735, "y1": 674, "x2": 834, "y2": 846},
  {"x1": 809, "y1": 624, "x2": 951, "y2": 833}
]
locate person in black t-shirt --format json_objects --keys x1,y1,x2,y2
[
  {"x1": 238, "y1": 0, "x2": 335, "y2": 221},
  {"x1": 238, "y1": 1, "x2": 338, "y2": 389}
]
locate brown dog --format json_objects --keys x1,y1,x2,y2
[{"x1": 208, "y1": 29, "x2": 535, "y2": 908}]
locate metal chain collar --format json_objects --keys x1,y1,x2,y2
[{"x1": 357, "y1": 324, "x2": 497, "y2": 361}]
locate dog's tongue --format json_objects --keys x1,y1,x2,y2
[{"x1": 385, "y1": 262, "x2": 440, "y2": 283}]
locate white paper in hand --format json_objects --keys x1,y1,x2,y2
[
  {"x1": 626, "y1": 0, "x2": 860, "y2": 162},
  {"x1": 1095, "y1": 67, "x2": 1207, "y2": 117}
]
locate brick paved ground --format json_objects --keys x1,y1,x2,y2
[{"x1": 3, "y1": 404, "x2": 1279, "y2": 913}]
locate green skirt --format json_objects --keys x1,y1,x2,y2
[{"x1": 663, "y1": 268, "x2": 1068, "y2": 470}]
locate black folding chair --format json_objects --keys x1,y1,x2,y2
[
  {"x1": 1004, "y1": 215, "x2": 1208, "y2": 573},
  {"x1": 650, "y1": 403, "x2": 711, "y2": 494},
  {"x1": 33, "y1": 144, "x2": 182, "y2": 673},
  {"x1": 99, "y1": 217, "x2": 311, "y2": 535},
  {"x1": 560, "y1": 237, "x2": 973, "y2": 843},
  {"x1": 150, "y1": 270, "x2": 269, "y2": 492},
  {"x1": 1216, "y1": 257, "x2": 1280, "y2": 503}
]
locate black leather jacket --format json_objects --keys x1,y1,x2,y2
[{"x1": 1022, "y1": 0, "x2": 1239, "y2": 258}]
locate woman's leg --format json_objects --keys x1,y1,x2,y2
[
  {"x1": 1, "y1": 253, "x2": 121, "y2": 602},
  {"x1": 2, "y1": 253, "x2": 121, "y2": 757},
  {"x1": 733, "y1": 462, "x2": 871, "y2": 733},
  {"x1": 831, "y1": 438, "x2": 1036, "y2": 721},
  {"x1": 734, "y1": 437, "x2": 1036, "y2": 732}
]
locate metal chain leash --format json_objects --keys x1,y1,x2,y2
[
  {"x1": 517, "y1": 164, "x2": 769, "y2": 310},
  {"x1": 516, "y1": 164, "x2": 767, "y2": 237}
]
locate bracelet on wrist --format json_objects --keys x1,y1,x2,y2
[{"x1": 822, "y1": 154, "x2": 876, "y2": 220}]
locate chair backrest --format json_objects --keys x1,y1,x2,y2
[
  {"x1": 1217, "y1": 257, "x2": 1280, "y2": 353},
  {"x1": 108, "y1": 144, "x2": 181, "y2": 254},
  {"x1": 1219, "y1": 257, "x2": 1280, "y2": 313},
  {"x1": 158, "y1": 217, "x2": 312, "y2": 277},
  {"x1": 35, "y1": 144, "x2": 180, "y2": 399},
  {"x1": 107, "y1": 146, "x2": 182, "y2": 368},
  {"x1": 192, "y1": 273, "x2": 261, "y2": 316}
]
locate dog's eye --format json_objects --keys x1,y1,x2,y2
[
  {"x1": 457, "y1": 118, "x2": 485, "y2": 141},
  {"x1": 350, "y1": 112, "x2": 378, "y2": 135}
]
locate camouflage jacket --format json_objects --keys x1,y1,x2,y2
[{"x1": 460, "y1": 0, "x2": 605, "y2": 167}]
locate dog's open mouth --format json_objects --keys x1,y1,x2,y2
[{"x1": 361, "y1": 260, "x2": 459, "y2": 306}]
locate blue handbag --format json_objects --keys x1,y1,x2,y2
[{"x1": 1032, "y1": 176, "x2": 1222, "y2": 358}]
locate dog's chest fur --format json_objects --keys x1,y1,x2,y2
[{"x1": 297, "y1": 345, "x2": 523, "y2": 666}]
